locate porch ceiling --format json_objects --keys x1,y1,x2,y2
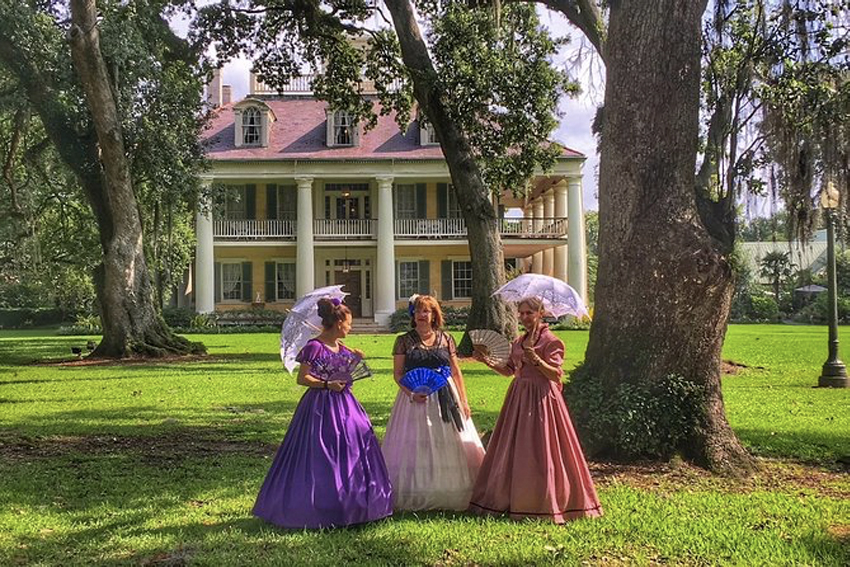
[{"x1": 503, "y1": 239, "x2": 567, "y2": 257}]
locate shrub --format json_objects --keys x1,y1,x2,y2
[
  {"x1": 162, "y1": 307, "x2": 196, "y2": 328},
  {"x1": 389, "y1": 308, "x2": 411, "y2": 332},
  {"x1": 0, "y1": 308, "x2": 69, "y2": 329},
  {"x1": 213, "y1": 309, "x2": 286, "y2": 326},
  {"x1": 57, "y1": 313, "x2": 102, "y2": 336},
  {"x1": 565, "y1": 366, "x2": 708, "y2": 459},
  {"x1": 791, "y1": 292, "x2": 850, "y2": 324},
  {"x1": 190, "y1": 313, "x2": 216, "y2": 329},
  {"x1": 748, "y1": 294, "x2": 780, "y2": 321}
]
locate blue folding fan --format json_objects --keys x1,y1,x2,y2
[{"x1": 399, "y1": 367, "x2": 449, "y2": 395}]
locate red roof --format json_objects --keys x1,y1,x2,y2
[{"x1": 204, "y1": 97, "x2": 584, "y2": 161}]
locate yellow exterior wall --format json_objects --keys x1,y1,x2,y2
[
  {"x1": 394, "y1": 244, "x2": 471, "y2": 310},
  {"x1": 214, "y1": 246, "x2": 296, "y2": 311}
]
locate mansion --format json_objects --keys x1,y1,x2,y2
[{"x1": 195, "y1": 72, "x2": 588, "y2": 326}]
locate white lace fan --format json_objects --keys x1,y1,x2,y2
[{"x1": 468, "y1": 329, "x2": 511, "y2": 367}]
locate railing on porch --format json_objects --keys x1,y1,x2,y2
[
  {"x1": 251, "y1": 73, "x2": 404, "y2": 95},
  {"x1": 501, "y1": 217, "x2": 568, "y2": 238},
  {"x1": 212, "y1": 217, "x2": 567, "y2": 240},
  {"x1": 314, "y1": 219, "x2": 377, "y2": 239},
  {"x1": 394, "y1": 218, "x2": 466, "y2": 238},
  {"x1": 394, "y1": 217, "x2": 568, "y2": 239},
  {"x1": 213, "y1": 219, "x2": 296, "y2": 239}
]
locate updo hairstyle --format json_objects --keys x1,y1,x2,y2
[{"x1": 317, "y1": 298, "x2": 351, "y2": 330}]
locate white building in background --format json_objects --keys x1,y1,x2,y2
[{"x1": 194, "y1": 71, "x2": 588, "y2": 326}]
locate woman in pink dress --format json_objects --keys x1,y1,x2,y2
[{"x1": 469, "y1": 296, "x2": 602, "y2": 523}]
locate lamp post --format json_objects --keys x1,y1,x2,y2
[{"x1": 819, "y1": 181, "x2": 848, "y2": 388}]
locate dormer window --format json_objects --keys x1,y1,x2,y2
[
  {"x1": 419, "y1": 115, "x2": 439, "y2": 146},
  {"x1": 326, "y1": 109, "x2": 360, "y2": 147},
  {"x1": 233, "y1": 99, "x2": 275, "y2": 148},
  {"x1": 242, "y1": 107, "x2": 262, "y2": 145}
]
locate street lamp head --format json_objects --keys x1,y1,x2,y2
[{"x1": 821, "y1": 180, "x2": 841, "y2": 209}]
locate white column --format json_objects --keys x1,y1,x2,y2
[
  {"x1": 543, "y1": 191, "x2": 555, "y2": 276},
  {"x1": 195, "y1": 184, "x2": 215, "y2": 313},
  {"x1": 375, "y1": 175, "x2": 396, "y2": 325},
  {"x1": 521, "y1": 205, "x2": 533, "y2": 272},
  {"x1": 568, "y1": 177, "x2": 588, "y2": 303},
  {"x1": 532, "y1": 199, "x2": 544, "y2": 274},
  {"x1": 295, "y1": 176, "x2": 315, "y2": 297},
  {"x1": 554, "y1": 181, "x2": 568, "y2": 282}
]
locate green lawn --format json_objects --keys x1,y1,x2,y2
[{"x1": 0, "y1": 326, "x2": 848, "y2": 565}]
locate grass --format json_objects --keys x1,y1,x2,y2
[{"x1": 0, "y1": 326, "x2": 848, "y2": 565}]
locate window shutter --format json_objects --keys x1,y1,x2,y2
[
  {"x1": 437, "y1": 183, "x2": 448, "y2": 218},
  {"x1": 214, "y1": 262, "x2": 221, "y2": 303},
  {"x1": 266, "y1": 184, "x2": 278, "y2": 220},
  {"x1": 416, "y1": 183, "x2": 426, "y2": 219},
  {"x1": 265, "y1": 262, "x2": 276, "y2": 302},
  {"x1": 325, "y1": 109, "x2": 334, "y2": 147},
  {"x1": 441, "y1": 260, "x2": 453, "y2": 301},
  {"x1": 418, "y1": 260, "x2": 430, "y2": 295},
  {"x1": 395, "y1": 261, "x2": 400, "y2": 300},
  {"x1": 241, "y1": 262, "x2": 253, "y2": 302},
  {"x1": 246, "y1": 185, "x2": 256, "y2": 220}
]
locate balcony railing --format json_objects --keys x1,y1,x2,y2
[
  {"x1": 251, "y1": 73, "x2": 404, "y2": 95},
  {"x1": 213, "y1": 217, "x2": 567, "y2": 240},
  {"x1": 214, "y1": 220, "x2": 296, "y2": 239},
  {"x1": 314, "y1": 219, "x2": 376, "y2": 239},
  {"x1": 394, "y1": 218, "x2": 466, "y2": 238}
]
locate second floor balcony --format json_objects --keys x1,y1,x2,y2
[{"x1": 213, "y1": 217, "x2": 567, "y2": 241}]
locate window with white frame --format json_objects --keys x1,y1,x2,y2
[
  {"x1": 452, "y1": 260, "x2": 472, "y2": 298},
  {"x1": 446, "y1": 184, "x2": 462, "y2": 218},
  {"x1": 398, "y1": 261, "x2": 420, "y2": 299},
  {"x1": 242, "y1": 107, "x2": 262, "y2": 146},
  {"x1": 221, "y1": 262, "x2": 244, "y2": 301},
  {"x1": 395, "y1": 184, "x2": 417, "y2": 220},
  {"x1": 333, "y1": 111, "x2": 355, "y2": 146},
  {"x1": 224, "y1": 186, "x2": 246, "y2": 220},
  {"x1": 420, "y1": 116, "x2": 439, "y2": 146},
  {"x1": 276, "y1": 262, "x2": 296, "y2": 300}
]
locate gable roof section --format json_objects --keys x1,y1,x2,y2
[{"x1": 203, "y1": 97, "x2": 585, "y2": 162}]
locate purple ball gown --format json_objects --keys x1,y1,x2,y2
[{"x1": 253, "y1": 339, "x2": 393, "y2": 529}]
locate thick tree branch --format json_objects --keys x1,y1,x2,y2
[{"x1": 534, "y1": 0, "x2": 606, "y2": 61}]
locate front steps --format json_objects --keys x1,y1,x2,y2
[{"x1": 350, "y1": 318, "x2": 391, "y2": 334}]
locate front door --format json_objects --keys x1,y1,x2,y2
[
  {"x1": 334, "y1": 270, "x2": 362, "y2": 318},
  {"x1": 336, "y1": 197, "x2": 359, "y2": 220}
]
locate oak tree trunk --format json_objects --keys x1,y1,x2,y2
[
  {"x1": 65, "y1": 0, "x2": 202, "y2": 358},
  {"x1": 384, "y1": 0, "x2": 516, "y2": 344},
  {"x1": 572, "y1": 0, "x2": 754, "y2": 474}
]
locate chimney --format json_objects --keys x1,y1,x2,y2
[
  {"x1": 206, "y1": 68, "x2": 222, "y2": 108},
  {"x1": 221, "y1": 85, "x2": 232, "y2": 105}
]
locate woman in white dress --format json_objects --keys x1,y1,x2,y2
[{"x1": 381, "y1": 295, "x2": 485, "y2": 511}]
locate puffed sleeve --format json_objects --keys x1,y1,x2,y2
[
  {"x1": 295, "y1": 340, "x2": 324, "y2": 365},
  {"x1": 542, "y1": 334, "x2": 565, "y2": 378},
  {"x1": 392, "y1": 333, "x2": 408, "y2": 356},
  {"x1": 445, "y1": 332, "x2": 458, "y2": 357}
]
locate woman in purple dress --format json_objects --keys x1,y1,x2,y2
[{"x1": 253, "y1": 298, "x2": 393, "y2": 529}]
